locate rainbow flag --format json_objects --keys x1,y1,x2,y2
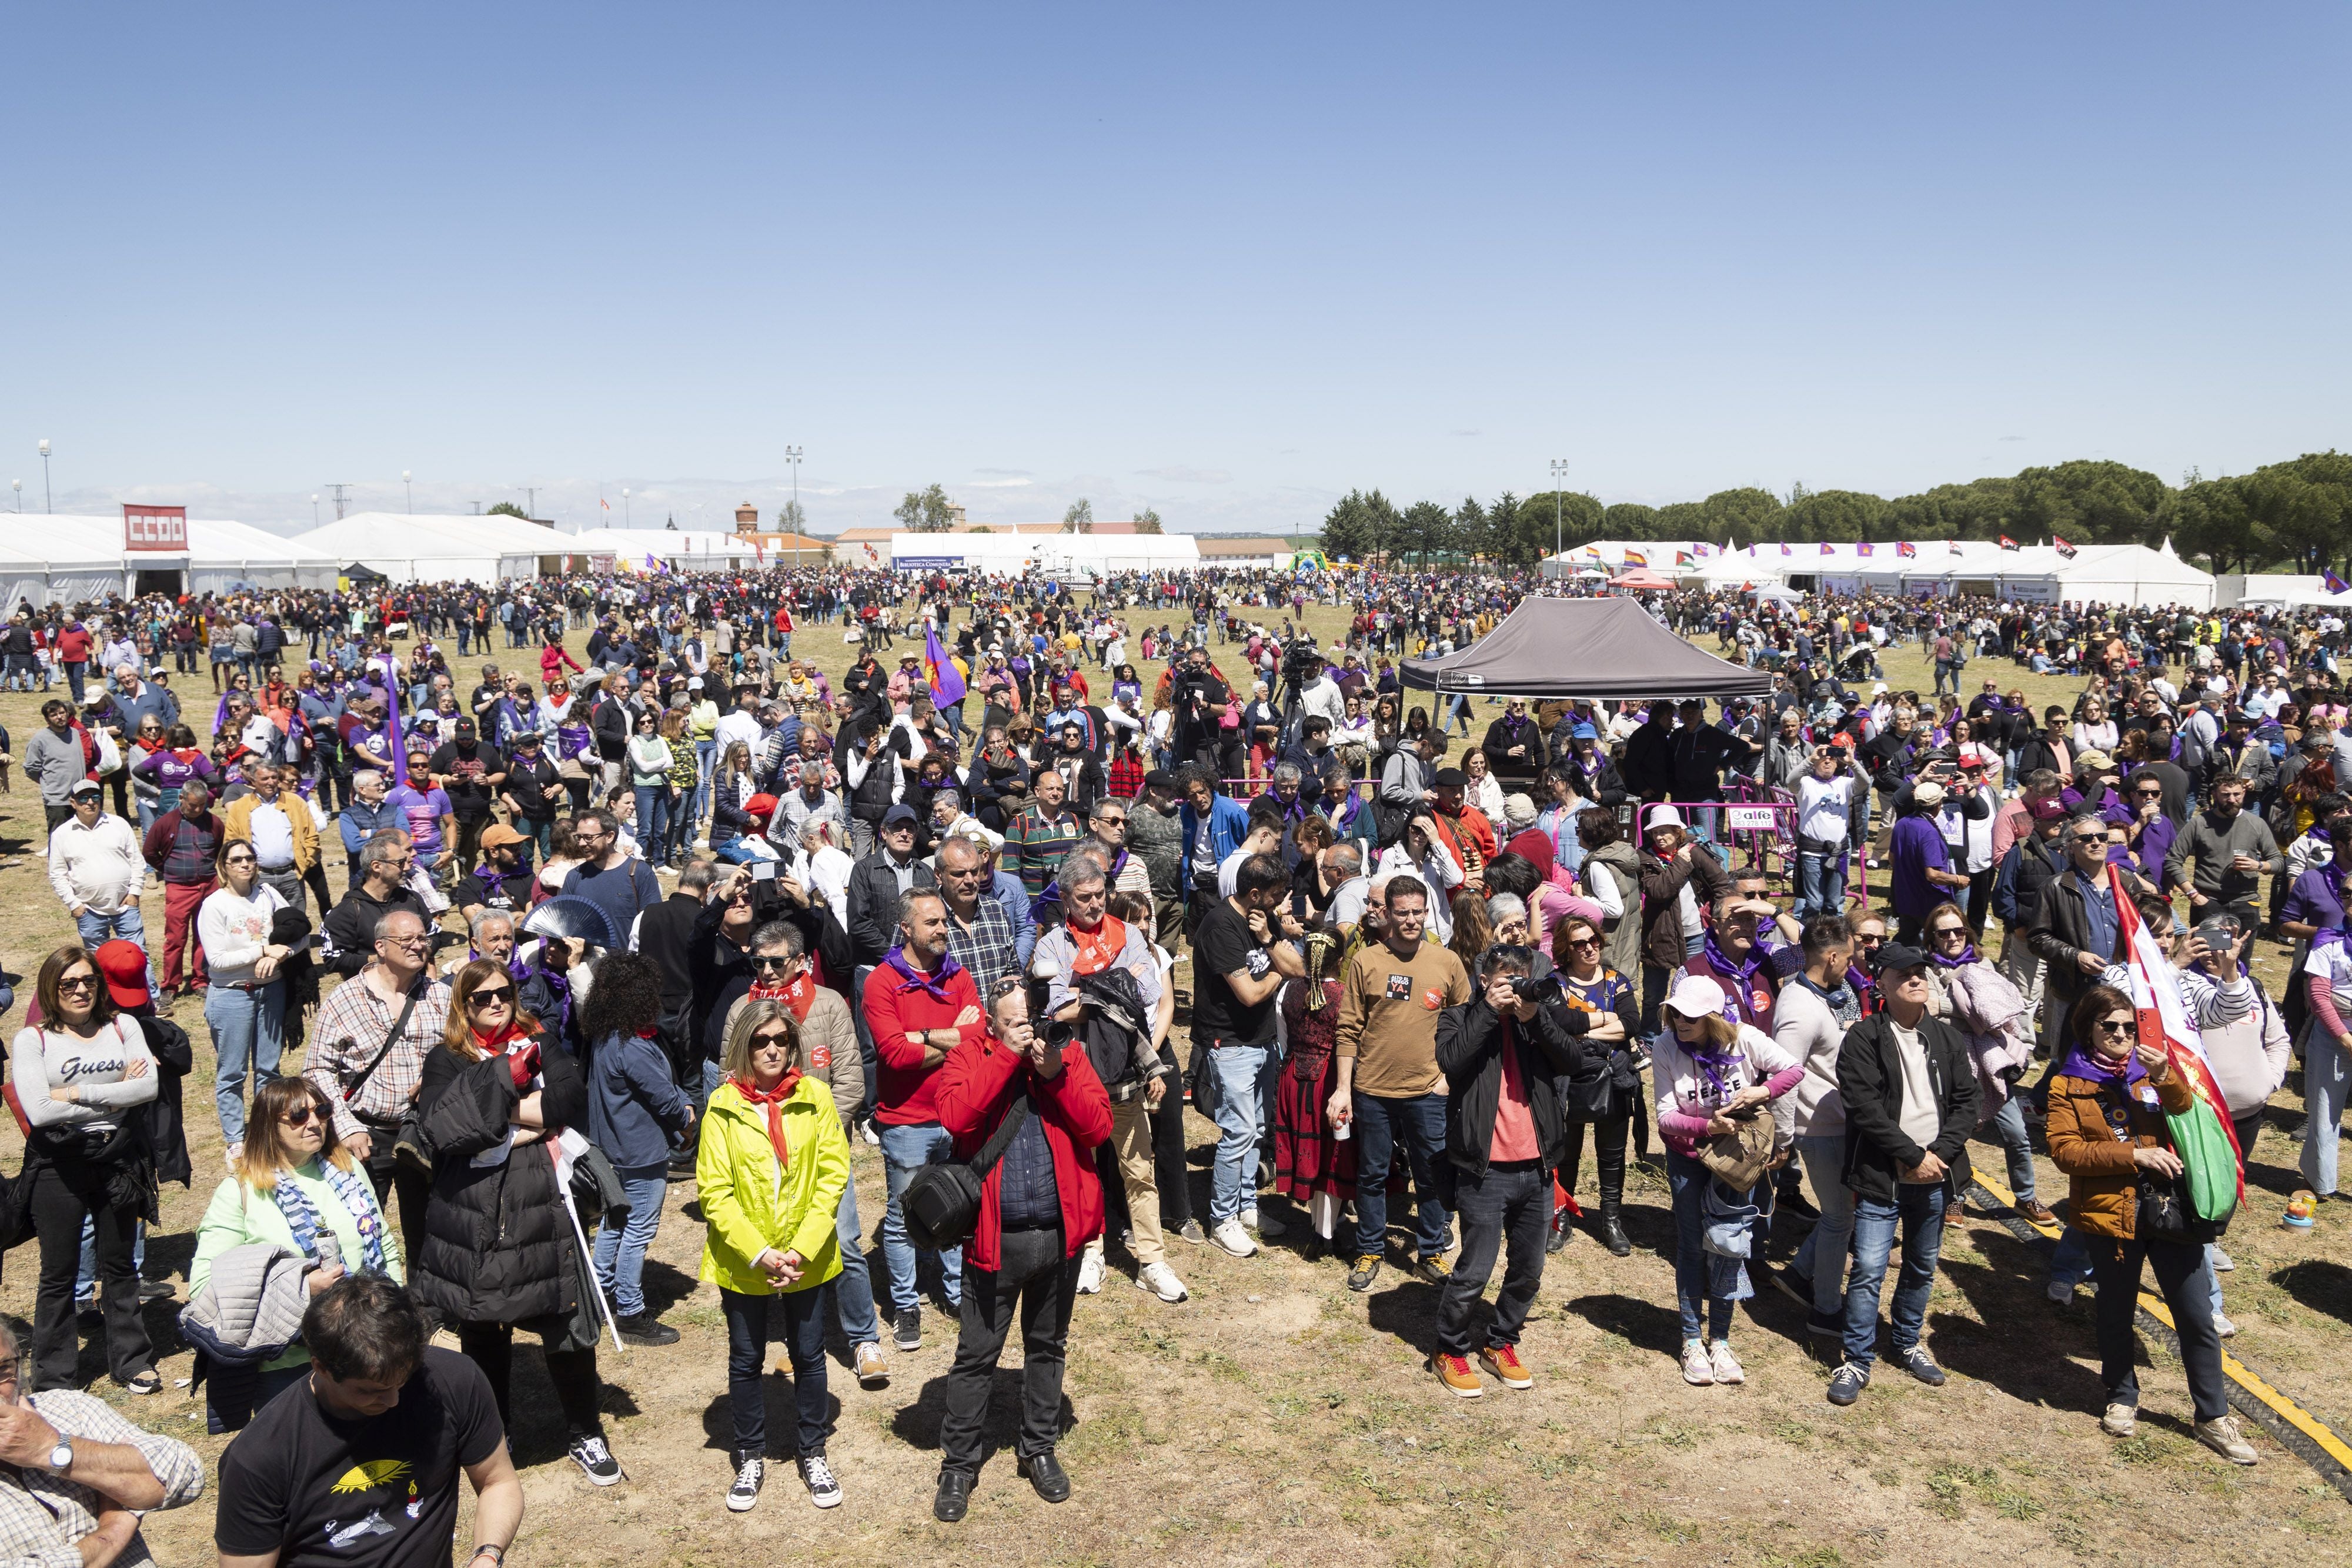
[
  {"x1": 2109, "y1": 864, "x2": 2244, "y2": 1220},
  {"x1": 923, "y1": 625, "x2": 967, "y2": 707}
]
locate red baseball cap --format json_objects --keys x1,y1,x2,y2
[{"x1": 92, "y1": 940, "x2": 151, "y2": 1009}]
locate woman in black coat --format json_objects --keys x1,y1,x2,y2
[{"x1": 416, "y1": 956, "x2": 623, "y2": 1486}]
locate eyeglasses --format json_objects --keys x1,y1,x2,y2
[
  {"x1": 57, "y1": 974, "x2": 98, "y2": 993},
  {"x1": 1564, "y1": 935, "x2": 1601, "y2": 951},
  {"x1": 2092, "y1": 1018, "x2": 2135, "y2": 1036},
  {"x1": 751, "y1": 955, "x2": 793, "y2": 971},
  {"x1": 469, "y1": 984, "x2": 514, "y2": 1005},
  {"x1": 282, "y1": 1105, "x2": 322, "y2": 1128},
  {"x1": 750, "y1": 1031, "x2": 795, "y2": 1049},
  {"x1": 379, "y1": 932, "x2": 430, "y2": 950},
  {"x1": 1931, "y1": 927, "x2": 1968, "y2": 940},
  {"x1": 1855, "y1": 933, "x2": 1886, "y2": 946}
]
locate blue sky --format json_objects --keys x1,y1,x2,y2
[{"x1": 3, "y1": 4, "x2": 2345, "y2": 538}]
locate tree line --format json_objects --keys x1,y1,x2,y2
[{"x1": 1318, "y1": 453, "x2": 2352, "y2": 576}]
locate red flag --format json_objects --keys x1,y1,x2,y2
[
  {"x1": 2054, "y1": 535, "x2": 2078, "y2": 559},
  {"x1": 1999, "y1": 534, "x2": 2020, "y2": 550},
  {"x1": 1897, "y1": 541, "x2": 1917, "y2": 559}
]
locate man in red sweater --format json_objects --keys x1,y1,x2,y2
[
  {"x1": 863, "y1": 887, "x2": 989, "y2": 1356},
  {"x1": 930, "y1": 980, "x2": 1112, "y2": 1523}
]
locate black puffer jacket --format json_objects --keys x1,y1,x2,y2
[{"x1": 412, "y1": 1031, "x2": 588, "y2": 1326}]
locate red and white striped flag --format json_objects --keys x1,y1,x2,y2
[{"x1": 2109, "y1": 865, "x2": 2245, "y2": 1207}]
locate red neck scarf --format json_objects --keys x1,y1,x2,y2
[
  {"x1": 1067, "y1": 913, "x2": 1128, "y2": 977},
  {"x1": 749, "y1": 972, "x2": 816, "y2": 1021},
  {"x1": 730, "y1": 1072, "x2": 804, "y2": 1167},
  {"x1": 472, "y1": 1019, "x2": 529, "y2": 1055}
]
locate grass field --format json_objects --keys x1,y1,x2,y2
[{"x1": 0, "y1": 595, "x2": 2347, "y2": 1567}]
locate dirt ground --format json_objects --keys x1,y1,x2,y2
[{"x1": 0, "y1": 593, "x2": 2346, "y2": 1567}]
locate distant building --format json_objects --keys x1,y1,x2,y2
[{"x1": 731, "y1": 501, "x2": 833, "y2": 561}]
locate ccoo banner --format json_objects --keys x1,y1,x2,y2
[{"x1": 123, "y1": 504, "x2": 188, "y2": 551}]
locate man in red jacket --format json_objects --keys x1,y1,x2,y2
[
  {"x1": 930, "y1": 980, "x2": 1112, "y2": 1523},
  {"x1": 864, "y1": 888, "x2": 990, "y2": 1355}
]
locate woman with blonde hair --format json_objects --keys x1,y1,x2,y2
[
  {"x1": 189, "y1": 1076, "x2": 400, "y2": 1430},
  {"x1": 413, "y1": 955, "x2": 622, "y2": 1486},
  {"x1": 699, "y1": 999, "x2": 850, "y2": 1512}
]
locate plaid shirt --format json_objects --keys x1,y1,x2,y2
[
  {"x1": 1106, "y1": 750, "x2": 1145, "y2": 802},
  {"x1": 943, "y1": 894, "x2": 1018, "y2": 1002},
  {"x1": 0, "y1": 1390, "x2": 203, "y2": 1568},
  {"x1": 305, "y1": 967, "x2": 453, "y2": 1140}
]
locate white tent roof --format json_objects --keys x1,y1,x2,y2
[
  {"x1": 563, "y1": 527, "x2": 761, "y2": 564},
  {"x1": 288, "y1": 513, "x2": 570, "y2": 581},
  {"x1": 187, "y1": 519, "x2": 340, "y2": 567},
  {"x1": 3, "y1": 514, "x2": 165, "y2": 570}
]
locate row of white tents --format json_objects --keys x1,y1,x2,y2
[{"x1": 1541, "y1": 537, "x2": 2226, "y2": 610}]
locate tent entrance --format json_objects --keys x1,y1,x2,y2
[{"x1": 133, "y1": 568, "x2": 183, "y2": 597}]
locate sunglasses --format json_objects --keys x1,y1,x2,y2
[
  {"x1": 2092, "y1": 1018, "x2": 2135, "y2": 1036},
  {"x1": 751, "y1": 955, "x2": 793, "y2": 971},
  {"x1": 58, "y1": 974, "x2": 98, "y2": 992},
  {"x1": 750, "y1": 1031, "x2": 795, "y2": 1049},
  {"x1": 1564, "y1": 935, "x2": 1601, "y2": 950},
  {"x1": 1931, "y1": 927, "x2": 1968, "y2": 940},
  {"x1": 470, "y1": 984, "x2": 514, "y2": 1005},
  {"x1": 282, "y1": 1105, "x2": 323, "y2": 1128}
]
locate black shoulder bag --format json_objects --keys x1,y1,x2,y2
[
  {"x1": 338, "y1": 988, "x2": 420, "y2": 1135},
  {"x1": 899, "y1": 1084, "x2": 1033, "y2": 1254}
]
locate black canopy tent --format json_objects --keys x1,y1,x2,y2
[{"x1": 1399, "y1": 597, "x2": 1774, "y2": 701}]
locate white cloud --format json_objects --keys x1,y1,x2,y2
[{"x1": 1134, "y1": 466, "x2": 1232, "y2": 484}]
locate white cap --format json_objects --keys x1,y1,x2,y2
[
  {"x1": 1647, "y1": 804, "x2": 1685, "y2": 832},
  {"x1": 1663, "y1": 973, "x2": 1727, "y2": 1019},
  {"x1": 1912, "y1": 780, "x2": 1946, "y2": 808}
]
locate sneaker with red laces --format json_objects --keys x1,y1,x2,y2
[
  {"x1": 1431, "y1": 1352, "x2": 1484, "y2": 1399},
  {"x1": 1478, "y1": 1344, "x2": 1534, "y2": 1389}
]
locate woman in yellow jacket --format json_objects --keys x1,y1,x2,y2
[{"x1": 698, "y1": 998, "x2": 851, "y2": 1513}]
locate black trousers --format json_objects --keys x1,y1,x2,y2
[
  {"x1": 456, "y1": 1321, "x2": 605, "y2": 1439},
  {"x1": 360, "y1": 1135, "x2": 433, "y2": 1273},
  {"x1": 26, "y1": 1164, "x2": 152, "y2": 1389},
  {"x1": 1434, "y1": 1162, "x2": 1548, "y2": 1357},
  {"x1": 940, "y1": 1227, "x2": 1077, "y2": 1473},
  {"x1": 1559, "y1": 1109, "x2": 1630, "y2": 1202},
  {"x1": 2089, "y1": 1233, "x2": 2227, "y2": 1423}
]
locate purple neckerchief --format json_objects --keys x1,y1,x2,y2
[
  {"x1": 1687, "y1": 1044, "x2": 1746, "y2": 1101},
  {"x1": 2058, "y1": 1044, "x2": 2152, "y2": 1102},
  {"x1": 1700, "y1": 928, "x2": 1767, "y2": 1003},
  {"x1": 1929, "y1": 942, "x2": 1980, "y2": 968},
  {"x1": 1845, "y1": 964, "x2": 1879, "y2": 1012},
  {"x1": 884, "y1": 944, "x2": 964, "y2": 1004}
]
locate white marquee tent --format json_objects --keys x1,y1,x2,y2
[
  {"x1": 0, "y1": 513, "x2": 190, "y2": 607},
  {"x1": 187, "y1": 519, "x2": 342, "y2": 594},
  {"x1": 888, "y1": 530, "x2": 1202, "y2": 574},
  {"x1": 288, "y1": 513, "x2": 583, "y2": 584},
  {"x1": 563, "y1": 527, "x2": 763, "y2": 573},
  {"x1": 1676, "y1": 539, "x2": 2215, "y2": 610}
]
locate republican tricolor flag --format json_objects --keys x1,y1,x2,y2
[
  {"x1": 923, "y1": 625, "x2": 967, "y2": 707},
  {"x1": 2109, "y1": 864, "x2": 2245, "y2": 1221},
  {"x1": 1622, "y1": 548, "x2": 1648, "y2": 567}
]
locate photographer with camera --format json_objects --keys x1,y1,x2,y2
[
  {"x1": 1425, "y1": 944, "x2": 1598, "y2": 1397},
  {"x1": 1170, "y1": 648, "x2": 1230, "y2": 771}
]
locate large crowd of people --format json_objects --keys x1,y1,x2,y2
[{"x1": 3, "y1": 557, "x2": 2348, "y2": 1557}]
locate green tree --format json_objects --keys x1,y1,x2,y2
[
  {"x1": 1601, "y1": 502, "x2": 1659, "y2": 540},
  {"x1": 1517, "y1": 490, "x2": 1602, "y2": 562},
  {"x1": 776, "y1": 499, "x2": 806, "y2": 533},
  {"x1": 1064, "y1": 497, "x2": 1094, "y2": 533},
  {"x1": 1882, "y1": 476, "x2": 2017, "y2": 540},
  {"x1": 1451, "y1": 496, "x2": 1491, "y2": 560},
  {"x1": 1699, "y1": 487, "x2": 1784, "y2": 549},
  {"x1": 1399, "y1": 500, "x2": 1454, "y2": 564},
  {"x1": 1781, "y1": 488, "x2": 1887, "y2": 543},
  {"x1": 2010, "y1": 460, "x2": 2169, "y2": 546},
  {"x1": 487, "y1": 501, "x2": 528, "y2": 520},
  {"x1": 894, "y1": 483, "x2": 956, "y2": 533},
  {"x1": 1131, "y1": 506, "x2": 1162, "y2": 534},
  {"x1": 1655, "y1": 501, "x2": 1708, "y2": 540},
  {"x1": 1319, "y1": 489, "x2": 1402, "y2": 563}
]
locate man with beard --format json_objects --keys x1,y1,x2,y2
[
  {"x1": 964, "y1": 724, "x2": 1033, "y2": 832},
  {"x1": 2163, "y1": 773, "x2": 2281, "y2": 931}
]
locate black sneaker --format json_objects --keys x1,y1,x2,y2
[
  {"x1": 1892, "y1": 1345, "x2": 1946, "y2": 1386},
  {"x1": 1826, "y1": 1362, "x2": 1869, "y2": 1407},
  {"x1": 569, "y1": 1433, "x2": 624, "y2": 1487},
  {"x1": 1806, "y1": 1310, "x2": 1846, "y2": 1341},
  {"x1": 616, "y1": 1314, "x2": 680, "y2": 1347},
  {"x1": 893, "y1": 1307, "x2": 922, "y2": 1352},
  {"x1": 1769, "y1": 1263, "x2": 1813, "y2": 1307},
  {"x1": 726, "y1": 1451, "x2": 764, "y2": 1512},
  {"x1": 1777, "y1": 1188, "x2": 1820, "y2": 1222},
  {"x1": 1412, "y1": 1255, "x2": 1452, "y2": 1286},
  {"x1": 1347, "y1": 1253, "x2": 1384, "y2": 1292},
  {"x1": 798, "y1": 1452, "x2": 842, "y2": 1509}
]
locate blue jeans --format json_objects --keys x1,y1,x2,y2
[
  {"x1": 877, "y1": 1121, "x2": 961, "y2": 1314},
  {"x1": 2301, "y1": 1028, "x2": 2350, "y2": 1196},
  {"x1": 1843, "y1": 1182, "x2": 1949, "y2": 1369},
  {"x1": 1349, "y1": 1091, "x2": 1450, "y2": 1262},
  {"x1": 833, "y1": 1171, "x2": 881, "y2": 1346},
  {"x1": 1796, "y1": 847, "x2": 1846, "y2": 921},
  {"x1": 590, "y1": 1166, "x2": 670, "y2": 1318},
  {"x1": 2050, "y1": 1225, "x2": 2094, "y2": 1291},
  {"x1": 75, "y1": 1218, "x2": 147, "y2": 1300},
  {"x1": 1789, "y1": 1132, "x2": 1857, "y2": 1321},
  {"x1": 74, "y1": 905, "x2": 145, "y2": 952},
  {"x1": 516, "y1": 815, "x2": 555, "y2": 865},
  {"x1": 205, "y1": 980, "x2": 286, "y2": 1147},
  {"x1": 1202, "y1": 1044, "x2": 1268, "y2": 1224},
  {"x1": 1984, "y1": 1095, "x2": 2039, "y2": 1205},
  {"x1": 633, "y1": 785, "x2": 672, "y2": 862},
  {"x1": 720, "y1": 1285, "x2": 831, "y2": 1456},
  {"x1": 693, "y1": 738, "x2": 718, "y2": 822},
  {"x1": 1665, "y1": 1149, "x2": 1735, "y2": 1341},
  {"x1": 63, "y1": 662, "x2": 86, "y2": 706}
]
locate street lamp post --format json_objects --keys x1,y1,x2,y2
[
  {"x1": 311, "y1": 493, "x2": 320, "y2": 527},
  {"x1": 38, "y1": 439, "x2": 51, "y2": 513},
  {"x1": 1549, "y1": 457, "x2": 1570, "y2": 574},
  {"x1": 622, "y1": 487, "x2": 631, "y2": 527},
  {"x1": 9, "y1": 479, "x2": 18, "y2": 513},
  {"x1": 403, "y1": 470, "x2": 412, "y2": 514},
  {"x1": 785, "y1": 445, "x2": 803, "y2": 571}
]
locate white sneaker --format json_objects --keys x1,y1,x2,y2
[
  {"x1": 1210, "y1": 1219, "x2": 1258, "y2": 1258},
  {"x1": 1243, "y1": 1206, "x2": 1286, "y2": 1239},
  {"x1": 1681, "y1": 1339, "x2": 1714, "y2": 1386},
  {"x1": 1708, "y1": 1340, "x2": 1745, "y2": 1386},
  {"x1": 2210, "y1": 1246, "x2": 2234, "y2": 1273},
  {"x1": 2212, "y1": 1311, "x2": 2238, "y2": 1339},
  {"x1": 1135, "y1": 1261, "x2": 1190, "y2": 1302},
  {"x1": 860, "y1": 1121, "x2": 880, "y2": 1147},
  {"x1": 1075, "y1": 1248, "x2": 1104, "y2": 1295}
]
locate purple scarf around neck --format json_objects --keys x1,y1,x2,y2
[
  {"x1": 884, "y1": 943, "x2": 964, "y2": 1004},
  {"x1": 1928, "y1": 942, "x2": 1980, "y2": 969}
]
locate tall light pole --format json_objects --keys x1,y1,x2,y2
[
  {"x1": 9, "y1": 479, "x2": 18, "y2": 513},
  {"x1": 1549, "y1": 456, "x2": 1570, "y2": 568},
  {"x1": 622, "y1": 487, "x2": 631, "y2": 527},
  {"x1": 311, "y1": 493, "x2": 320, "y2": 527},
  {"x1": 403, "y1": 470, "x2": 412, "y2": 514},
  {"x1": 38, "y1": 439, "x2": 52, "y2": 513},
  {"x1": 785, "y1": 445, "x2": 803, "y2": 571}
]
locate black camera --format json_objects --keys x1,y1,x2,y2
[{"x1": 1505, "y1": 971, "x2": 1563, "y2": 1005}]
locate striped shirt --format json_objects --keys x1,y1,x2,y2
[{"x1": 1005, "y1": 805, "x2": 1083, "y2": 900}]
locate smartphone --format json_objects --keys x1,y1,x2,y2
[{"x1": 750, "y1": 860, "x2": 777, "y2": 882}]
